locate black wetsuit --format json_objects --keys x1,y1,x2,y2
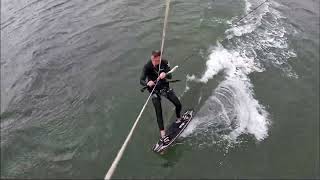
[{"x1": 140, "y1": 59, "x2": 182, "y2": 131}]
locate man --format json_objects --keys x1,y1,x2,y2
[{"x1": 140, "y1": 50, "x2": 182, "y2": 144}]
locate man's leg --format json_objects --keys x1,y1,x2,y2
[
  {"x1": 165, "y1": 89, "x2": 182, "y2": 122},
  {"x1": 151, "y1": 93, "x2": 166, "y2": 138}
]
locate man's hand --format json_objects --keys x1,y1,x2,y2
[
  {"x1": 158, "y1": 72, "x2": 166, "y2": 80},
  {"x1": 147, "y1": 81, "x2": 155, "y2": 87}
]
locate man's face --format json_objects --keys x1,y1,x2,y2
[{"x1": 152, "y1": 55, "x2": 160, "y2": 63}]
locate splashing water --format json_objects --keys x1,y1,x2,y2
[
  {"x1": 182, "y1": 45, "x2": 269, "y2": 143},
  {"x1": 181, "y1": 0, "x2": 297, "y2": 147}
]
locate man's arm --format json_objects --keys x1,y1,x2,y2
[{"x1": 140, "y1": 65, "x2": 148, "y2": 86}]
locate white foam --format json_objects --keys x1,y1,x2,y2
[
  {"x1": 182, "y1": 45, "x2": 269, "y2": 142},
  {"x1": 199, "y1": 43, "x2": 264, "y2": 83},
  {"x1": 181, "y1": 0, "x2": 298, "y2": 146},
  {"x1": 226, "y1": 0, "x2": 270, "y2": 39},
  {"x1": 183, "y1": 78, "x2": 270, "y2": 142},
  {"x1": 244, "y1": 0, "x2": 252, "y2": 13},
  {"x1": 226, "y1": 0, "x2": 298, "y2": 78}
]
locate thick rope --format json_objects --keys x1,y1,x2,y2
[
  {"x1": 158, "y1": 0, "x2": 171, "y2": 70},
  {"x1": 104, "y1": 0, "x2": 171, "y2": 179}
]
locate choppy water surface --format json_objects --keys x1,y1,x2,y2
[{"x1": 1, "y1": 0, "x2": 319, "y2": 178}]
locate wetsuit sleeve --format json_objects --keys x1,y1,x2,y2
[
  {"x1": 164, "y1": 61, "x2": 172, "y2": 79},
  {"x1": 140, "y1": 65, "x2": 148, "y2": 86}
]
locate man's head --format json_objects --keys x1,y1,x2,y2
[{"x1": 151, "y1": 50, "x2": 161, "y2": 65}]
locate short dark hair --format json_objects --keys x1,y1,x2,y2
[{"x1": 152, "y1": 50, "x2": 161, "y2": 57}]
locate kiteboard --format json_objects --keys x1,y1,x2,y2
[{"x1": 152, "y1": 109, "x2": 194, "y2": 153}]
